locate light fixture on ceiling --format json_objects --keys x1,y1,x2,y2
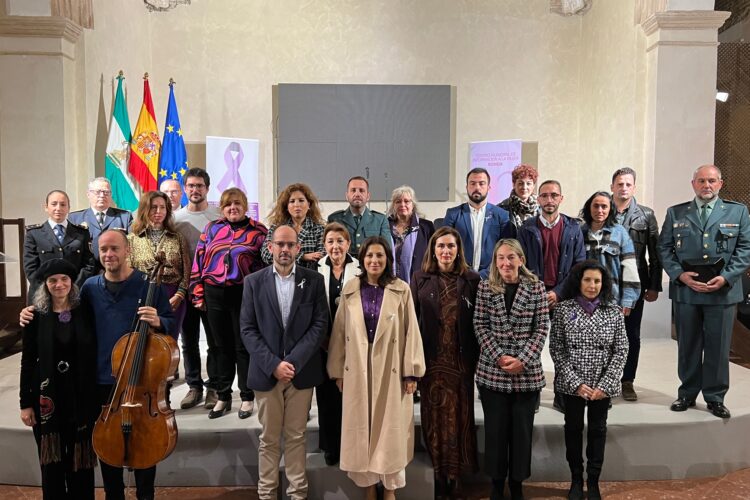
[
  {"x1": 551, "y1": 0, "x2": 592, "y2": 16},
  {"x1": 716, "y1": 91, "x2": 729, "y2": 102},
  {"x1": 144, "y1": 0, "x2": 191, "y2": 12}
]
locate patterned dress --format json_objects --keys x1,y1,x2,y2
[{"x1": 420, "y1": 272, "x2": 478, "y2": 478}]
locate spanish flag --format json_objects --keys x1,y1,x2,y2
[{"x1": 129, "y1": 73, "x2": 161, "y2": 192}]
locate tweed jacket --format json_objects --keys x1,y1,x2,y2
[
  {"x1": 549, "y1": 299, "x2": 628, "y2": 398},
  {"x1": 261, "y1": 216, "x2": 326, "y2": 270},
  {"x1": 473, "y1": 277, "x2": 550, "y2": 392}
]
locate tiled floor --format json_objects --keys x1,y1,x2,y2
[{"x1": 3, "y1": 467, "x2": 750, "y2": 499}]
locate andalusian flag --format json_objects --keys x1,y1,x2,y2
[
  {"x1": 105, "y1": 72, "x2": 139, "y2": 211},
  {"x1": 158, "y1": 79, "x2": 189, "y2": 206},
  {"x1": 129, "y1": 73, "x2": 160, "y2": 192}
]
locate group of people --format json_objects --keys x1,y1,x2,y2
[{"x1": 18, "y1": 161, "x2": 750, "y2": 500}]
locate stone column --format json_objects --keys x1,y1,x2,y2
[
  {"x1": 639, "y1": 7, "x2": 730, "y2": 217},
  {"x1": 637, "y1": 4, "x2": 729, "y2": 337},
  {"x1": 0, "y1": 2, "x2": 88, "y2": 291}
]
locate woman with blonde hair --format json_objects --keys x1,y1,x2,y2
[
  {"x1": 262, "y1": 183, "x2": 326, "y2": 269},
  {"x1": 474, "y1": 238, "x2": 550, "y2": 500},
  {"x1": 386, "y1": 185, "x2": 434, "y2": 284},
  {"x1": 190, "y1": 187, "x2": 267, "y2": 419},
  {"x1": 128, "y1": 190, "x2": 190, "y2": 337}
]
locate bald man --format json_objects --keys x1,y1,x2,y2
[
  {"x1": 658, "y1": 165, "x2": 750, "y2": 419},
  {"x1": 160, "y1": 179, "x2": 183, "y2": 211}
]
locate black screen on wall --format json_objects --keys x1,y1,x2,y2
[{"x1": 275, "y1": 83, "x2": 452, "y2": 201}]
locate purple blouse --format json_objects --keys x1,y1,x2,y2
[{"x1": 361, "y1": 283, "x2": 385, "y2": 343}]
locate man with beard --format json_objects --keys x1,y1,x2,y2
[
  {"x1": 517, "y1": 180, "x2": 586, "y2": 413},
  {"x1": 173, "y1": 168, "x2": 222, "y2": 410},
  {"x1": 240, "y1": 225, "x2": 327, "y2": 500},
  {"x1": 328, "y1": 176, "x2": 392, "y2": 255},
  {"x1": 658, "y1": 165, "x2": 750, "y2": 419},
  {"x1": 443, "y1": 168, "x2": 512, "y2": 279}
]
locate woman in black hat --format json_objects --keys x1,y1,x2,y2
[{"x1": 19, "y1": 258, "x2": 98, "y2": 500}]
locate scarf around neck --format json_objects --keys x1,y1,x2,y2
[{"x1": 507, "y1": 192, "x2": 539, "y2": 227}]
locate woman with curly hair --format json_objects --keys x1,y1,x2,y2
[
  {"x1": 20, "y1": 259, "x2": 98, "y2": 499},
  {"x1": 549, "y1": 260, "x2": 628, "y2": 500},
  {"x1": 498, "y1": 164, "x2": 540, "y2": 235},
  {"x1": 387, "y1": 185, "x2": 434, "y2": 284},
  {"x1": 262, "y1": 183, "x2": 326, "y2": 269}
]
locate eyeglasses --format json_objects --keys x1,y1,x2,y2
[
  {"x1": 185, "y1": 183, "x2": 206, "y2": 190},
  {"x1": 89, "y1": 189, "x2": 112, "y2": 197},
  {"x1": 538, "y1": 193, "x2": 561, "y2": 200}
]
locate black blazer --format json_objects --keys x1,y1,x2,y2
[
  {"x1": 240, "y1": 266, "x2": 328, "y2": 391},
  {"x1": 23, "y1": 221, "x2": 96, "y2": 300},
  {"x1": 410, "y1": 269, "x2": 480, "y2": 367}
]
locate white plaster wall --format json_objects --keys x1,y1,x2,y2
[
  {"x1": 81, "y1": 0, "x2": 586, "y2": 222},
  {"x1": 575, "y1": 0, "x2": 646, "y2": 213}
]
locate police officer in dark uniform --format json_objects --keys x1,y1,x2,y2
[
  {"x1": 23, "y1": 190, "x2": 95, "y2": 301},
  {"x1": 658, "y1": 165, "x2": 750, "y2": 419},
  {"x1": 68, "y1": 177, "x2": 132, "y2": 267},
  {"x1": 327, "y1": 176, "x2": 392, "y2": 255}
]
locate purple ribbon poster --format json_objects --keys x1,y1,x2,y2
[
  {"x1": 468, "y1": 139, "x2": 522, "y2": 204},
  {"x1": 206, "y1": 136, "x2": 260, "y2": 218}
]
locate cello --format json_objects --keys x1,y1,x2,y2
[{"x1": 92, "y1": 254, "x2": 180, "y2": 469}]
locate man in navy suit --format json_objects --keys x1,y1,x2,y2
[
  {"x1": 443, "y1": 167, "x2": 512, "y2": 278},
  {"x1": 68, "y1": 177, "x2": 133, "y2": 266},
  {"x1": 240, "y1": 225, "x2": 328, "y2": 500}
]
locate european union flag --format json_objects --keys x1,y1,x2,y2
[{"x1": 158, "y1": 80, "x2": 188, "y2": 206}]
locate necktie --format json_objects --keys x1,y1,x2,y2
[
  {"x1": 353, "y1": 215, "x2": 361, "y2": 227},
  {"x1": 97, "y1": 211, "x2": 105, "y2": 227},
  {"x1": 700, "y1": 204, "x2": 708, "y2": 227},
  {"x1": 54, "y1": 224, "x2": 65, "y2": 244}
]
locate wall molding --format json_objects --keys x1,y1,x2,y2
[
  {"x1": 641, "y1": 10, "x2": 731, "y2": 36},
  {"x1": 0, "y1": 16, "x2": 83, "y2": 43},
  {"x1": 646, "y1": 40, "x2": 720, "y2": 53}
]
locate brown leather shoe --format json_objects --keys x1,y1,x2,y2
[
  {"x1": 180, "y1": 388, "x2": 203, "y2": 409},
  {"x1": 204, "y1": 388, "x2": 218, "y2": 409},
  {"x1": 621, "y1": 381, "x2": 637, "y2": 401}
]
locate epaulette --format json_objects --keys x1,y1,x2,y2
[
  {"x1": 68, "y1": 221, "x2": 87, "y2": 230},
  {"x1": 25, "y1": 223, "x2": 43, "y2": 230},
  {"x1": 369, "y1": 209, "x2": 385, "y2": 216},
  {"x1": 722, "y1": 200, "x2": 745, "y2": 206},
  {"x1": 329, "y1": 209, "x2": 345, "y2": 217}
]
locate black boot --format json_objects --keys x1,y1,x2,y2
[
  {"x1": 490, "y1": 478, "x2": 505, "y2": 500},
  {"x1": 587, "y1": 475, "x2": 602, "y2": 500},
  {"x1": 509, "y1": 479, "x2": 524, "y2": 500},
  {"x1": 434, "y1": 474, "x2": 447, "y2": 499},
  {"x1": 567, "y1": 473, "x2": 584, "y2": 500}
]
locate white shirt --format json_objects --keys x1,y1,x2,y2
[
  {"x1": 469, "y1": 203, "x2": 487, "y2": 271},
  {"x1": 539, "y1": 213, "x2": 561, "y2": 229},
  {"x1": 273, "y1": 264, "x2": 297, "y2": 329},
  {"x1": 48, "y1": 219, "x2": 68, "y2": 230}
]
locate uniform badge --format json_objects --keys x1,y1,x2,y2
[{"x1": 80, "y1": 221, "x2": 88, "y2": 229}]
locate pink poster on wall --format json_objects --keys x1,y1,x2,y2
[{"x1": 468, "y1": 140, "x2": 522, "y2": 204}]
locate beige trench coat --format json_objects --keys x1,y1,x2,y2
[{"x1": 327, "y1": 278, "x2": 426, "y2": 475}]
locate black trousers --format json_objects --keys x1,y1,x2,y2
[
  {"x1": 316, "y1": 350, "x2": 342, "y2": 455},
  {"x1": 479, "y1": 387, "x2": 538, "y2": 482},
  {"x1": 622, "y1": 294, "x2": 645, "y2": 382},
  {"x1": 203, "y1": 284, "x2": 253, "y2": 402},
  {"x1": 181, "y1": 300, "x2": 216, "y2": 391},
  {"x1": 32, "y1": 421, "x2": 95, "y2": 500},
  {"x1": 562, "y1": 394, "x2": 609, "y2": 478},
  {"x1": 97, "y1": 384, "x2": 156, "y2": 500}
]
